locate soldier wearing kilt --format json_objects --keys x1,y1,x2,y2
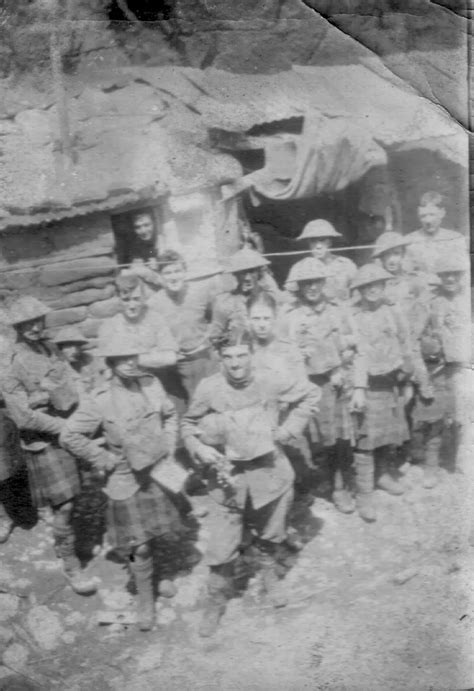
[
  {"x1": 1, "y1": 296, "x2": 95, "y2": 594},
  {"x1": 412, "y1": 254, "x2": 470, "y2": 488},
  {"x1": 281, "y1": 258, "x2": 362, "y2": 514},
  {"x1": 349, "y1": 265, "x2": 417, "y2": 522},
  {"x1": 61, "y1": 336, "x2": 182, "y2": 632}
]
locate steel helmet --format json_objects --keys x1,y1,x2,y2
[
  {"x1": 52, "y1": 326, "x2": 88, "y2": 346},
  {"x1": 296, "y1": 219, "x2": 341, "y2": 241},
  {"x1": 286, "y1": 257, "x2": 327, "y2": 284},
  {"x1": 96, "y1": 334, "x2": 147, "y2": 358},
  {"x1": 351, "y1": 264, "x2": 392, "y2": 290},
  {"x1": 6, "y1": 295, "x2": 51, "y2": 326},
  {"x1": 435, "y1": 253, "x2": 469, "y2": 274},
  {"x1": 372, "y1": 232, "x2": 410, "y2": 258},
  {"x1": 224, "y1": 248, "x2": 269, "y2": 274}
]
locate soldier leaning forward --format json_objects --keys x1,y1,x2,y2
[
  {"x1": 349, "y1": 264, "x2": 418, "y2": 522},
  {"x1": 1, "y1": 296, "x2": 95, "y2": 594},
  {"x1": 61, "y1": 336, "x2": 182, "y2": 632},
  {"x1": 411, "y1": 254, "x2": 471, "y2": 488},
  {"x1": 281, "y1": 257, "x2": 362, "y2": 514},
  {"x1": 181, "y1": 328, "x2": 319, "y2": 638}
]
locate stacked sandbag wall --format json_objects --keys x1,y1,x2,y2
[{"x1": 0, "y1": 212, "x2": 121, "y2": 349}]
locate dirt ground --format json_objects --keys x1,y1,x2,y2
[{"x1": 1, "y1": 447, "x2": 473, "y2": 691}]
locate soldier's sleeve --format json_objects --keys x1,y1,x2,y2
[
  {"x1": 277, "y1": 374, "x2": 320, "y2": 440},
  {"x1": 138, "y1": 312, "x2": 178, "y2": 369},
  {"x1": 340, "y1": 308, "x2": 368, "y2": 389},
  {"x1": 156, "y1": 380, "x2": 178, "y2": 456},
  {"x1": 180, "y1": 379, "x2": 214, "y2": 452},
  {"x1": 209, "y1": 294, "x2": 229, "y2": 342},
  {"x1": 1, "y1": 359, "x2": 63, "y2": 436},
  {"x1": 60, "y1": 395, "x2": 105, "y2": 466}
]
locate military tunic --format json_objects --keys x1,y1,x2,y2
[
  {"x1": 283, "y1": 300, "x2": 362, "y2": 447},
  {"x1": 413, "y1": 287, "x2": 470, "y2": 426},
  {"x1": 181, "y1": 369, "x2": 319, "y2": 565},
  {"x1": 405, "y1": 228, "x2": 467, "y2": 274},
  {"x1": 61, "y1": 376, "x2": 181, "y2": 553},
  {"x1": 350, "y1": 302, "x2": 413, "y2": 451},
  {"x1": 148, "y1": 283, "x2": 217, "y2": 398},
  {"x1": 1, "y1": 341, "x2": 80, "y2": 507},
  {"x1": 285, "y1": 253, "x2": 357, "y2": 304},
  {"x1": 0, "y1": 335, "x2": 21, "y2": 484}
]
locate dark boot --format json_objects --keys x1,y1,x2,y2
[
  {"x1": 354, "y1": 452, "x2": 376, "y2": 522},
  {"x1": 199, "y1": 565, "x2": 233, "y2": 638},
  {"x1": 258, "y1": 542, "x2": 288, "y2": 609},
  {"x1": 54, "y1": 523, "x2": 97, "y2": 595},
  {"x1": 131, "y1": 555, "x2": 155, "y2": 631},
  {"x1": 423, "y1": 435, "x2": 442, "y2": 489}
]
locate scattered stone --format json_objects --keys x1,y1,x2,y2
[
  {"x1": 0, "y1": 594, "x2": 19, "y2": 622},
  {"x1": 98, "y1": 589, "x2": 133, "y2": 611},
  {"x1": 0, "y1": 627, "x2": 13, "y2": 646},
  {"x1": 2, "y1": 643, "x2": 29, "y2": 669},
  {"x1": 392, "y1": 568, "x2": 419, "y2": 585},
  {"x1": 447, "y1": 561, "x2": 461, "y2": 574},
  {"x1": 136, "y1": 643, "x2": 162, "y2": 674},
  {"x1": 64, "y1": 612, "x2": 86, "y2": 627},
  {"x1": 62, "y1": 631, "x2": 77, "y2": 645},
  {"x1": 157, "y1": 608, "x2": 176, "y2": 625},
  {"x1": 26, "y1": 606, "x2": 64, "y2": 651}
]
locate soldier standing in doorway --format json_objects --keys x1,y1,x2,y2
[{"x1": 285, "y1": 220, "x2": 357, "y2": 304}]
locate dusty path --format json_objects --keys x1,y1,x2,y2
[{"x1": 0, "y1": 463, "x2": 472, "y2": 691}]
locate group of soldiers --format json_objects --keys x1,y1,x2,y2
[{"x1": 0, "y1": 190, "x2": 469, "y2": 637}]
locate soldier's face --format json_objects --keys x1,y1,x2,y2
[
  {"x1": 236, "y1": 269, "x2": 259, "y2": 295},
  {"x1": 301, "y1": 279, "x2": 325, "y2": 303},
  {"x1": 220, "y1": 344, "x2": 252, "y2": 382},
  {"x1": 249, "y1": 303, "x2": 275, "y2": 341},
  {"x1": 111, "y1": 355, "x2": 140, "y2": 379},
  {"x1": 133, "y1": 214, "x2": 154, "y2": 242},
  {"x1": 60, "y1": 343, "x2": 81, "y2": 364},
  {"x1": 360, "y1": 280, "x2": 386, "y2": 303},
  {"x1": 308, "y1": 238, "x2": 331, "y2": 260},
  {"x1": 119, "y1": 285, "x2": 145, "y2": 320},
  {"x1": 439, "y1": 271, "x2": 462, "y2": 294},
  {"x1": 160, "y1": 262, "x2": 186, "y2": 294},
  {"x1": 381, "y1": 247, "x2": 404, "y2": 274},
  {"x1": 17, "y1": 317, "x2": 44, "y2": 342},
  {"x1": 418, "y1": 203, "x2": 445, "y2": 233}
]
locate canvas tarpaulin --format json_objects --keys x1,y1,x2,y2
[{"x1": 248, "y1": 116, "x2": 387, "y2": 203}]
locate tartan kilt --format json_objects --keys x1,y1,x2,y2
[
  {"x1": 0, "y1": 411, "x2": 23, "y2": 483},
  {"x1": 25, "y1": 444, "x2": 81, "y2": 508},
  {"x1": 308, "y1": 376, "x2": 352, "y2": 448},
  {"x1": 352, "y1": 384, "x2": 409, "y2": 452},
  {"x1": 412, "y1": 363, "x2": 461, "y2": 426},
  {"x1": 106, "y1": 477, "x2": 181, "y2": 553}
]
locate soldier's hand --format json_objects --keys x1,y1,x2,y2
[
  {"x1": 29, "y1": 390, "x2": 50, "y2": 408},
  {"x1": 350, "y1": 388, "x2": 366, "y2": 413},
  {"x1": 403, "y1": 383, "x2": 414, "y2": 405},
  {"x1": 275, "y1": 427, "x2": 291, "y2": 445},
  {"x1": 96, "y1": 452, "x2": 117, "y2": 473},
  {"x1": 194, "y1": 441, "x2": 224, "y2": 466},
  {"x1": 330, "y1": 370, "x2": 343, "y2": 389}
]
